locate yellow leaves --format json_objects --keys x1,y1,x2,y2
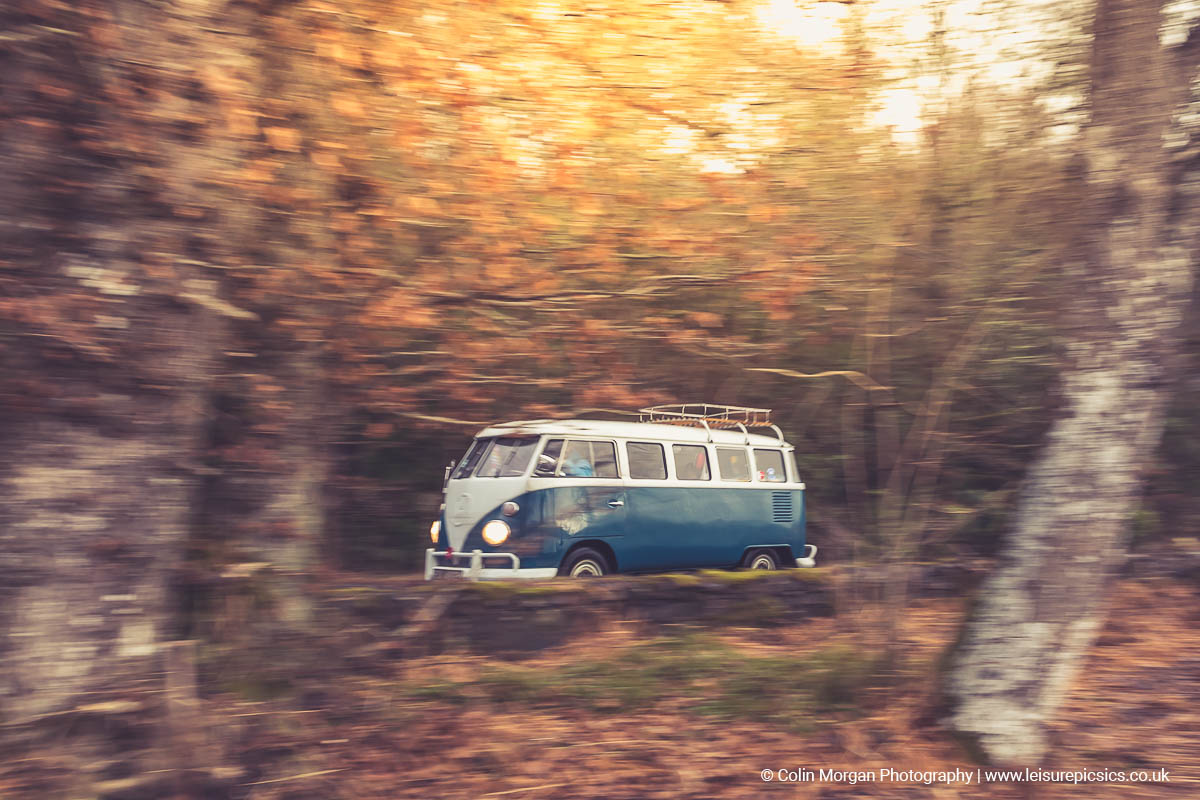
[
  {"x1": 747, "y1": 204, "x2": 778, "y2": 224},
  {"x1": 580, "y1": 319, "x2": 614, "y2": 337},
  {"x1": 330, "y1": 42, "x2": 364, "y2": 70},
  {"x1": 527, "y1": 212, "x2": 560, "y2": 232},
  {"x1": 786, "y1": 272, "x2": 811, "y2": 295},
  {"x1": 663, "y1": 197, "x2": 704, "y2": 212},
  {"x1": 479, "y1": 158, "x2": 513, "y2": 188},
  {"x1": 392, "y1": 129, "x2": 422, "y2": 153},
  {"x1": 202, "y1": 64, "x2": 242, "y2": 103},
  {"x1": 362, "y1": 290, "x2": 437, "y2": 331},
  {"x1": 331, "y1": 94, "x2": 366, "y2": 119},
  {"x1": 659, "y1": 235, "x2": 696, "y2": 256},
  {"x1": 336, "y1": 235, "x2": 378, "y2": 264},
  {"x1": 311, "y1": 150, "x2": 341, "y2": 169},
  {"x1": 485, "y1": 259, "x2": 518, "y2": 284},
  {"x1": 228, "y1": 109, "x2": 258, "y2": 138},
  {"x1": 373, "y1": 44, "x2": 410, "y2": 71},
  {"x1": 551, "y1": 161, "x2": 577, "y2": 190},
  {"x1": 665, "y1": 328, "x2": 702, "y2": 346},
  {"x1": 330, "y1": 213, "x2": 359, "y2": 234},
  {"x1": 264, "y1": 126, "x2": 302, "y2": 152},
  {"x1": 567, "y1": 115, "x2": 598, "y2": 143},
  {"x1": 529, "y1": 273, "x2": 560, "y2": 294},
  {"x1": 763, "y1": 295, "x2": 793, "y2": 322},
  {"x1": 405, "y1": 195, "x2": 442, "y2": 216},
  {"x1": 689, "y1": 311, "x2": 724, "y2": 329},
  {"x1": 574, "y1": 244, "x2": 615, "y2": 271},
  {"x1": 403, "y1": 305, "x2": 439, "y2": 329},
  {"x1": 574, "y1": 195, "x2": 605, "y2": 216},
  {"x1": 241, "y1": 159, "x2": 276, "y2": 184}
]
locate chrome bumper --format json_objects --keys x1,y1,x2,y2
[
  {"x1": 424, "y1": 548, "x2": 558, "y2": 581},
  {"x1": 794, "y1": 544, "x2": 818, "y2": 569}
]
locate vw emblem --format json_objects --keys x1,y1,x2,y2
[{"x1": 450, "y1": 493, "x2": 472, "y2": 526}]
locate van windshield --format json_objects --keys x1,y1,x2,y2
[
  {"x1": 475, "y1": 436, "x2": 540, "y2": 478},
  {"x1": 451, "y1": 438, "x2": 491, "y2": 479}
]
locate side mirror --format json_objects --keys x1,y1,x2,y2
[
  {"x1": 534, "y1": 453, "x2": 558, "y2": 477},
  {"x1": 443, "y1": 459, "x2": 456, "y2": 487}
]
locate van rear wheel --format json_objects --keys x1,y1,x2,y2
[
  {"x1": 744, "y1": 549, "x2": 779, "y2": 571},
  {"x1": 560, "y1": 547, "x2": 610, "y2": 577}
]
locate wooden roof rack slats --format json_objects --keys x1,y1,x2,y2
[
  {"x1": 638, "y1": 403, "x2": 772, "y2": 425},
  {"x1": 637, "y1": 404, "x2": 783, "y2": 444}
]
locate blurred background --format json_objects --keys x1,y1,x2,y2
[{"x1": 2, "y1": 0, "x2": 1199, "y2": 797}]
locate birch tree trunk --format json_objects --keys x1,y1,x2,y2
[{"x1": 945, "y1": 0, "x2": 1197, "y2": 764}]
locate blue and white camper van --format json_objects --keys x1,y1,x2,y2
[{"x1": 424, "y1": 404, "x2": 816, "y2": 580}]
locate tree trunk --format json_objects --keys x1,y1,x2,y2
[
  {"x1": 0, "y1": 0, "x2": 253, "y2": 721},
  {"x1": 232, "y1": 343, "x2": 332, "y2": 627},
  {"x1": 944, "y1": 0, "x2": 1195, "y2": 764}
]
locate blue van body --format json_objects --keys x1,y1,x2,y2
[{"x1": 425, "y1": 417, "x2": 814, "y2": 579}]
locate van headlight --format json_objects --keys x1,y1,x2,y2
[
  {"x1": 481, "y1": 519, "x2": 511, "y2": 546},
  {"x1": 430, "y1": 519, "x2": 441, "y2": 544}
]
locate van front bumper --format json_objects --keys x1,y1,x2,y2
[{"x1": 424, "y1": 548, "x2": 558, "y2": 581}]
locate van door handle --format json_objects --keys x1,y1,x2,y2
[{"x1": 607, "y1": 499, "x2": 625, "y2": 508}]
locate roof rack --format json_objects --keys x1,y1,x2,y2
[{"x1": 638, "y1": 404, "x2": 784, "y2": 444}]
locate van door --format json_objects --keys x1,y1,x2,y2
[
  {"x1": 620, "y1": 440, "x2": 676, "y2": 571},
  {"x1": 538, "y1": 439, "x2": 626, "y2": 552}
]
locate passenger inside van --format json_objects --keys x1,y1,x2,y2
[{"x1": 535, "y1": 439, "x2": 619, "y2": 478}]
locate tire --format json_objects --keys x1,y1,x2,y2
[
  {"x1": 743, "y1": 549, "x2": 779, "y2": 571},
  {"x1": 559, "y1": 546, "x2": 610, "y2": 577}
]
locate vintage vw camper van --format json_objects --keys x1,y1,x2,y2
[{"x1": 425, "y1": 404, "x2": 816, "y2": 580}]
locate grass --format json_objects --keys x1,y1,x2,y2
[
  {"x1": 694, "y1": 567, "x2": 831, "y2": 584},
  {"x1": 403, "y1": 631, "x2": 889, "y2": 731},
  {"x1": 461, "y1": 580, "x2": 584, "y2": 599}
]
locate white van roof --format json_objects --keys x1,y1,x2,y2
[{"x1": 475, "y1": 418, "x2": 792, "y2": 449}]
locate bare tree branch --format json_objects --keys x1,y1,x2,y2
[{"x1": 745, "y1": 366, "x2": 892, "y2": 392}]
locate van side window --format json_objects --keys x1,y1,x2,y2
[
  {"x1": 559, "y1": 440, "x2": 619, "y2": 478},
  {"x1": 534, "y1": 438, "x2": 563, "y2": 477},
  {"x1": 589, "y1": 441, "x2": 619, "y2": 478},
  {"x1": 753, "y1": 449, "x2": 787, "y2": 483},
  {"x1": 673, "y1": 444, "x2": 711, "y2": 481},
  {"x1": 536, "y1": 439, "x2": 619, "y2": 478},
  {"x1": 716, "y1": 447, "x2": 751, "y2": 482},
  {"x1": 476, "y1": 436, "x2": 540, "y2": 477},
  {"x1": 452, "y1": 438, "x2": 491, "y2": 479},
  {"x1": 787, "y1": 450, "x2": 800, "y2": 484},
  {"x1": 627, "y1": 442, "x2": 667, "y2": 480}
]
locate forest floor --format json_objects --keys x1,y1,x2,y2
[
  {"x1": 2, "y1": 570, "x2": 1198, "y2": 799},
  {"x1": 205, "y1": 572, "x2": 1198, "y2": 800}
]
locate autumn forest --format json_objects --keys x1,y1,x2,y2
[{"x1": 3, "y1": 0, "x2": 1200, "y2": 797}]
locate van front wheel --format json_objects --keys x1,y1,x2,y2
[
  {"x1": 560, "y1": 547, "x2": 610, "y2": 577},
  {"x1": 744, "y1": 549, "x2": 779, "y2": 571}
]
